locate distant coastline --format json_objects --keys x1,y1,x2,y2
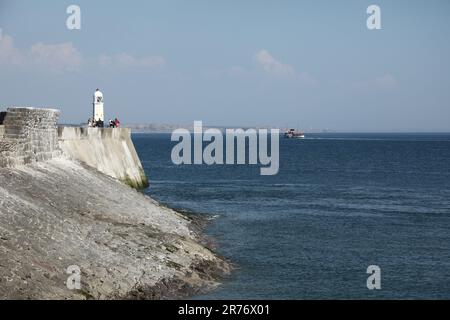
[{"x1": 60, "y1": 122, "x2": 450, "y2": 134}]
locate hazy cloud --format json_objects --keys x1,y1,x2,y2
[
  {"x1": 0, "y1": 33, "x2": 82, "y2": 73},
  {"x1": 0, "y1": 34, "x2": 25, "y2": 66},
  {"x1": 227, "y1": 66, "x2": 249, "y2": 77},
  {"x1": 30, "y1": 42, "x2": 82, "y2": 72},
  {"x1": 351, "y1": 73, "x2": 399, "y2": 92},
  {"x1": 374, "y1": 74, "x2": 398, "y2": 89},
  {"x1": 255, "y1": 49, "x2": 295, "y2": 76},
  {"x1": 98, "y1": 53, "x2": 166, "y2": 69},
  {"x1": 254, "y1": 49, "x2": 316, "y2": 85}
]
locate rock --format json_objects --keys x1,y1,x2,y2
[{"x1": 0, "y1": 158, "x2": 231, "y2": 299}]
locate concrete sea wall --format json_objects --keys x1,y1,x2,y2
[
  {"x1": 0, "y1": 107, "x2": 148, "y2": 189},
  {"x1": 58, "y1": 127, "x2": 149, "y2": 189}
]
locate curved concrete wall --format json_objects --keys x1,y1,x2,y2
[{"x1": 58, "y1": 127, "x2": 149, "y2": 189}]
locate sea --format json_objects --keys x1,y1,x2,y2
[{"x1": 133, "y1": 133, "x2": 450, "y2": 299}]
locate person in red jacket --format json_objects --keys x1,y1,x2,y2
[{"x1": 114, "y1": 118, "x2": 120, "y2": 128}]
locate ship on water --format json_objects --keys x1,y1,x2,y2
[{"x1": 284, "y1": 128, "x2": 305, "y2": 139}]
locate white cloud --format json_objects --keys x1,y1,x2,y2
[
  {"x1": 99, "y1": 53, "x2": 166, "y2": 69},
  {"x1": 255, "y1": 49, "x2": 295, "y2": 76},
  {"x1": 30, "y1": 42, "x2": 82, "y2": 72},
  {"x1": 254, "y1": 49, "x2": 316, "y2": 85},
  {"x1": 0, "y1": 33, "x2": 83, "y2": 73},
  {"x1": 0, "y1": 33, "x2": 166, "y2": 74}
]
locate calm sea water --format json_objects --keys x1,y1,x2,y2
[{"x1": 133, "y1": 133, "x2": 450, "y2": 299}]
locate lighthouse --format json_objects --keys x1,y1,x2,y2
[{"x1": 93, "y1": 89, "x2": 104, "y2": 123}]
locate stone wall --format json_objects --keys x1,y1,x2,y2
[
  {"x1": 0, "y1": 107, "x2": 61, "y2": 167},
  {"x1": 58, "y1": 127, "x2": 149, "y2": 189}
]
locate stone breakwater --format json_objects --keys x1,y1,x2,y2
[
  {"x1": 0, "y1": 107, "x2": 148, "y2": 189},
  {"x1": 0, "y1": 107, "x2": 230, "y2": 299}
]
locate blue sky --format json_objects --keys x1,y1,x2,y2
[{"x1": 0, "y1": 0, "x2": 449, "y2": 131}]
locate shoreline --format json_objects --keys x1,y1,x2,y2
[
  {"x1": 123, "y1": 209, "x2": 233, "y2": 300},
  {"x1": 0, "y1": 158, "x2": 232, "y2": 300}
]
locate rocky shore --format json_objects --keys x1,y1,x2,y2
[{"x1": 0, "y1": 158, "x2": 231, "y2": 299}]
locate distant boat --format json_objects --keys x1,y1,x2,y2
[{"x1": 284, "y1": 129, "x2": 305, "y2": 139}]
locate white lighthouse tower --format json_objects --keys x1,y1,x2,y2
[{"x1": 93, "y1": 89, "x2": 104, "y2": 123}]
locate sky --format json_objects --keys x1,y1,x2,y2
[{"x1": 0, "y1": 0, "x2": 449, "y2": 131}]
